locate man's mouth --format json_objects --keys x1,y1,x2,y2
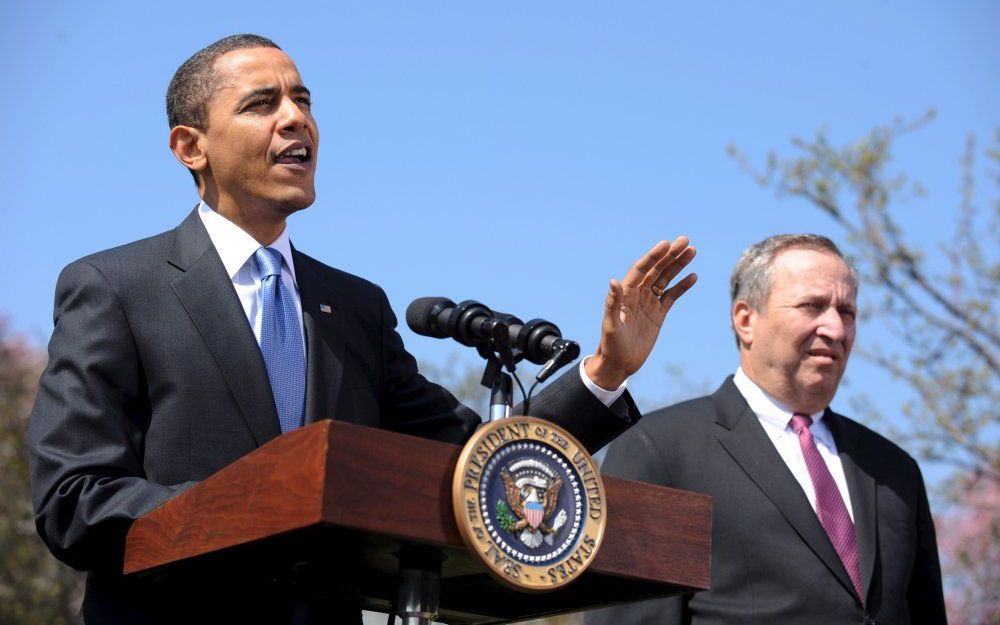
[
  {"x1": 273, "y1": 145, "x2": 311, "y2": 165},
  {"x1": 806, "y1": 349, "x2": 838, "y2": 361}
]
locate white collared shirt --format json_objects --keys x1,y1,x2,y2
[
  {"x1": 197, "y1": 201, "x2": 625, "y2": 408},
  {"x1": 197, "y1": 201, "x2": 306, "y2": 354},
  {"x1": 733, "y1": 367, "x2": 855, "y2": 522}
]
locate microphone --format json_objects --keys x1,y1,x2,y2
[
  {"x1": 405, "y1": 297, "x2": 580, "y2": 372},
  {"x1": 405, "y1": 297, "x2": 494, "y2": 347}
]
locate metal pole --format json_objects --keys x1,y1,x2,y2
[
  {"x1": 395, "y1": 545, "x2": 443, "y2": 625},
  {"x1": 489, "y1": 371, "x2": 513, "y2": 421}
]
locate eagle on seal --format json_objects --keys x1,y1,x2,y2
[{"x1": 501, "y1": 467, "x2": 563, "y2": 534}]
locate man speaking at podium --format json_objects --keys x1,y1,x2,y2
[{"x1": 28, "y1": 34, "x2": 697, "y2": 623}]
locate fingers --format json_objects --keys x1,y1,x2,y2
[
  {"x1": 625, "y1": 236, "x2": 695, "y2": 294},
  {"x1": 649, "y1": 245, "x2": 697, "y2": 291},
  {"x1": 622, "y1": 240, "x2": 671, "y2": 287},
  {"x1": 659, "y1": 272, "x2": 698, "y2": 309},
  {"x1": 623, "y1": 236, "x2": 693, "y2": 288},
  {"x1": 605, "y1": 278, "x2": 623, "y2": 320}
]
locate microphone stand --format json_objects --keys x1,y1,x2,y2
[
  {"x1": 476, "y1": 319, "x2": 518, "y2": 422},
  {"x1": 390, "y1": 308, "x2": 577, "y2": 624},
  {"x1": 489, "y1": 372, "x2": 513, "y2": 422},
  {"x1": 390, "y1": 544, "x2": 444, "y2": 625},
  {"x1": 389, "y1": 325, "x2": 518, "y2": 625},
  {"x1": 480, "y1": 353, "x2": 514, "y2": 422}
]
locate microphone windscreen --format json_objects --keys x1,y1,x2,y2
[{"x1": 405, "y1": 297, "x2": 454, "y2": 337}]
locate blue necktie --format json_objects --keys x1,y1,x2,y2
[{"x1": 254, "y1": 247, "x2": 306, "y2": 434}]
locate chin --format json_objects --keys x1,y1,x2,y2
[
  {"x1": 274, "y1": 189, "x2": 316, "y2": 214},
  {"x1": 798, "y1": 377, "x2": 840, "y2": 408}
]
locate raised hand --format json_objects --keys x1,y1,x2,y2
[{"x1": 584, "y1": 236, "x2": 697, "y2": 390}]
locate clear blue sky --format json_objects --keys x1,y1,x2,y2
[{"x1": 2, "y1": 3, "x2": 997, "y2": 478}]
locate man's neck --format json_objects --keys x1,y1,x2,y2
[
  {"x1": 199, "y1": 199, "x2": 287, "y2": 246},
  {"x1": 734, "y1": 367, "x2": 824, "y2": 421},
  {"x1": 201, "y1": 195, "x2": 286, "y2": 245},
  {"x1": 738, "y1": 356, "x2": 828, "y2": 415}
]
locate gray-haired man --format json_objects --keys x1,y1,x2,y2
[{"x1": 588, "y1": 234, "x2": 946, "y2": 625}]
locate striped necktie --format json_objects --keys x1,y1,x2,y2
[{"x1": 790, "y1": 413, "x2": 864, "y2": 604}]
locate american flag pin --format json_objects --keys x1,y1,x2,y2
[{"x1": 319, "y1": 304, "x2": 333, "y2": 314}]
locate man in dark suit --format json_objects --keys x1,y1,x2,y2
[
  {"x1": 28, "y1": 35, "x2": 698, "y2": 623},
  {"x1": 588, "y1": 234, "x2": 947, "y2": 625}
]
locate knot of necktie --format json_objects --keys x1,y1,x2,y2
[
  {"x1": 790, "y1": 413, "x2": 813, "y2": 434},
  {"x1": 254, "y1": 247, "x2": 283, "y2": 279}
]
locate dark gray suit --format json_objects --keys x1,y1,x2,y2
[
  {"x1": 587, "y1": 377, "x2": 946, "y2": 625},
  {"x1": 29, "y1": 208, "x2": 639, "y2": 624}
]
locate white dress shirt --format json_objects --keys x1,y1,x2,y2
[
  {"x1": 197, "y1": 201, "x2": 625, "y2": 408},
  {"x1": 198, "y1": 202, "x2": 306, "y2": 353},
  {"x1": 733, "y1": 367, "x2": 855, "y2": 521}
]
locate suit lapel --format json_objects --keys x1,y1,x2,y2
[
  {"x1": 167, "y1": 208, "x2": 281, "y2": 446},
  {"x1": 713, "y1": 379, "x2": 861, "y2": 604},
  {"x1": 292, "y1": 249, "x2": 345, "y2": 425},
  {"x1": 826, "y1": 410, "x2": 878, "y2": 603}
]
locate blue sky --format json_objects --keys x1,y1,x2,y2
[{"x1": 2, "y1": 2, "x2": 997, "y2": 482}]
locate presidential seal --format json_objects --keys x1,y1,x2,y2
[{"x1": 452, "y1": 416, "x2": 607, "y2": 592}]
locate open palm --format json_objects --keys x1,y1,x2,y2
[{"x1": 585, "y1": 236, "x2": 697, "y2": 389}]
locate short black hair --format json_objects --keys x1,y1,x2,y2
[{"x1": 166, "y1": 34, "x2": 281, "y2": 184}]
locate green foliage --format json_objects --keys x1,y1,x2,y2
[
  {"x1": 0, "y1": 319, "x2": 84, "y2": 624},
  {"x1": 496, "y1": 499, "x2": 517, "y2": 532}
]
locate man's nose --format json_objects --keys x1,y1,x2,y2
[
  {"x1": 277, "y1": 96, "x2": 308, "y2": 132},
  {"x1": 816, "y1": 307, "x2": 846, "y2": 343}
]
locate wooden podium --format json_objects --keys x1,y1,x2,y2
[{"x1": 124, "y1": 420, "x2": 711, "y2": 623}]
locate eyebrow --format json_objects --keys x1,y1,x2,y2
[{"x1": 236, "y1": 85, "x2": 311, "y2": 109}]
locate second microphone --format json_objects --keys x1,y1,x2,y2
[{"x1": 405, "y1": 297, "x2": 580, "y2": 366}]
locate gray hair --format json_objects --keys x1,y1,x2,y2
[{"x1": 730, "y1": 234, "x2": 858, "y2": 346}]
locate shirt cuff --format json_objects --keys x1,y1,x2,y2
[{"x1": 578, "y1": 356, "x2": 628, "y2": 407}]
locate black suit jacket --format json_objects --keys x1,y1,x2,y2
[
  {"x1": 29, "y1": 208, "x2": 640, "y2": 624},
  {"x1": 586, "y1": 377, "x2": 946, "y2": 625}
]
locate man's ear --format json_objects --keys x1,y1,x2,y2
[
  {"x1": 169, "y1": 125, "x2": 208, "y2": 174},
  {"x1": 732, "y1": 300, "x2": 755, "y2": 349}
]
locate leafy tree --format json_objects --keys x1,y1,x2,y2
[
  {"x1": 729, "y1": 112, "x2": 999, "y2": 623},
  {"x1": 0, "y1": 319, "x2": 84, "y2": 624},
  {"x1": 934, "y1": 473, "x2": 1000, "y2": 624}
]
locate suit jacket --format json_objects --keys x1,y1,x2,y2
[
  {"x1": 28, "y1": 208, "x2": 640, "y2": 624},
  {"x1": 586, "y1": 377, "x2": 946, "y2": 625}
]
